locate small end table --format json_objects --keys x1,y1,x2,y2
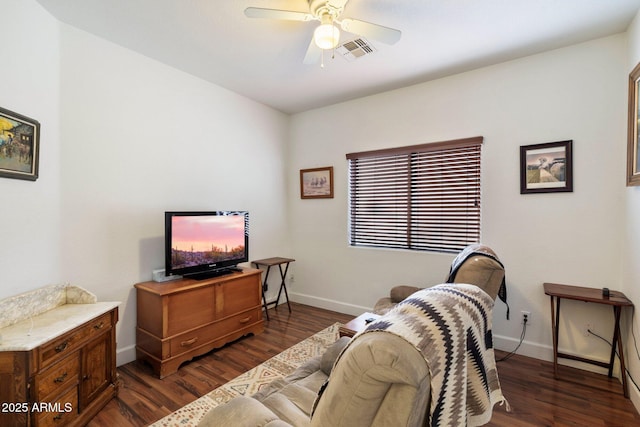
[
  {"x1": 339, "y1": 312, "x2": 381, "y2": 338},
  {"x1": 543, "y1": 282, "x2": 633, "y2": 398},
  {"x1": 252, "y1": 257, "x2": 295, "y2": 320}
]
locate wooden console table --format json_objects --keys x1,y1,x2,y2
[
  {"x1": 252, "y1": 257, "x2": 294, "y2": 320},
  {"x1": 543, "y1": 282, "x2": 633, "y2": 397},
  {"x1": 135, "y1": 269, "x2": 264, "y2": 378},
  {"x1": 0, "y1": 285, "x2": 119, "y2": 426}
]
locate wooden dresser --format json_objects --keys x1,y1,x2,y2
[
  {"x1": 0, "y1": 300, "x2": 119, "y2": 427},
  {"x1": 135, "y1": 268, "x2": 264, "y2": 378}
]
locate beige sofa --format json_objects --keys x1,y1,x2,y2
[
  {"x1": 198, "y1": 248, "x2": 505, "y2": 426},
  {"x1": 199, "y1": 328, "x2": 435, "y2": 427}
]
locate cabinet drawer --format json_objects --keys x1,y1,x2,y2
[
  {"x1": 33, "y1": 385, "x2": 78, "y2": 427},
  {"x1": 40, "y1": 312, "x2": 112, "y2": 368},
  {"x1": 215, "y1": 309, "x2": 261, "y2": 337},
  {"x1": 169, "y1": 309, "x2": 261, "y2": 356},
  {"x1": 36, "y1": 354, "x2": 79, "y2": 401}
]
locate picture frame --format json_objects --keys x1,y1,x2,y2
[
  {"x1": 300, "y1": 166, "x2": 333, "y2": 199},
  {"x1": 0, "y1": 106, "x2": 40, "y2": 181},
  {"x1": 627, "y1": 62, "x2": 640, "y2": 186},
  {"x1": 520, "y1": 140, "x2": 573, "y2": 194}
]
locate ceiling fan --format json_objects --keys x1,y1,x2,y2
[{"x1": 244, "y1": 0, "x2": 402, "y2": 65}]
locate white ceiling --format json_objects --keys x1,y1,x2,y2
[{"x1": 35, "y1": 0, "x2": 640, "y2": 114}]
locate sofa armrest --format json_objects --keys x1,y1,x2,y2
[
  {"x1": 311, "y1": 333, "x2": 431, "y2": 427},
  {"x1": 389, "y1": 285, "x2": 422, "y2": 303}
]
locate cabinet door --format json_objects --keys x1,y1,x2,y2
[
  {"x1": 218, "y1": 275, "x2": 260, "y2": 318},
  {"x1": 167, "y1": 286, "x2": 216, "y2": 336},
  {"x1": 80, "y1": 332, "x2": 112, "y2": 410},
  {"x1": 0, "y1": 352, "x2": 29, "y2": 426}
]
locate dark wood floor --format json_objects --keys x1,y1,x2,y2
[{"x1": 89, "y1": 302, "x2": 640, "y2": 426}]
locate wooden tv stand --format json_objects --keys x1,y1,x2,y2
[{"x1": 135, "y1": 269, "x2": 264, "y2": 378}]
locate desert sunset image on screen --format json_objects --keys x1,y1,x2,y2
[{"x1": 170, "y1": 215, "x2": 246, "y2": 269}]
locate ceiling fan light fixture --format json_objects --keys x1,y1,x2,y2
[{"x1": 314, "y1": 15, "x2": 340, "y2": 50}]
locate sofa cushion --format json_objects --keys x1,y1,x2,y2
[
  {"x1": 261, "y1": 376, "x2": 323, "y2": 426},
  {"x1": 389, "y1": 285, "x2": 422, "y2": 303},
  {"x1": 320, "y1": 336, "x2": 350, "y2": 375},
  {"x1": 197, "y1": 396, "x2": 289, "y2": 427},
  {"x1": 247, "y1": 337, "x2": 350, "y2": 426}
]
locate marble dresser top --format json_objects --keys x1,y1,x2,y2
[{"x1": 0, "y1": 301, "x2": 119, "y2": 351}]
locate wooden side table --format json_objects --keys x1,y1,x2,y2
[
  {"x1": 339, "y1": 312, "x2": 381, "y2": 337},
  {"x1": 543, "y1": 282, "x2": 633, "y2": 397},
  {"x1": 252, "y1": 257, "x2": 295, "y2": 320}
]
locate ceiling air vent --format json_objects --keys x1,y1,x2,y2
[{"x1": 336, "y1": 38, "x2": 377, "y2": 61}]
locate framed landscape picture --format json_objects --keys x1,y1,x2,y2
[
  {"x1": 300, "y1": 166, "x2": 333, "y2": 199},
  {"x1": 520, "y1": 140, "x2": 573, "y2": 194},
  {"x1": 0, "y1": 107, "x2": 40, "y2": 181},
  {"x1": 628, "y1": 61, "x2": 640, "y2": 186}
]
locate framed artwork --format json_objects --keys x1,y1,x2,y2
[
  {"x1": 0, "y1": 106, "x2": 40, "y2": 181},
  {"x1": 300, "y1": 166, "x2": 333, "y2": 199},
  {"x1": 520, "y1": 140, "x2": 573, "y2": 194},
  {"x1": 628, "y1": 62, "x2": 640, "y2": 186}
]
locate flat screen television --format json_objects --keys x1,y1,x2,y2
[{"x1": 165, "y1": 211, "x2": 249, "y2": 280}]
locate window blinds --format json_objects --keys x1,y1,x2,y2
[{"x1": 346, "y1": 137, "x2": 482, "y2": 253}]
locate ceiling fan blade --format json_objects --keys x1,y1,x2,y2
[
  {"x1": 303, "y1": 38, "x2": 322, "y2": 65},
  {"x1": 340, "y1": 18, "x2": 401, "y2": 45},
  {"x1": 327, "y1": 0, "x2": 350, "y2": 9},
  {"x1": 244, "y1": 7, "x2": 313, "y2": 22}
]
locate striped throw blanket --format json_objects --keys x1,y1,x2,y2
[{"x1": 364, "y1": 283, "x2": 507, "y2": 426}]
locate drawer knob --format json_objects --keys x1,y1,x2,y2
[
  {"x1": 55, "y1": 341, "x2": 69, "y2": 353},
  {"x1": 93, "y1": 321, "x2": 104, "y2": 330},
  {"x1": 53, "y1": 372, "x2": 68, "y2": 383},
  {"x1": 53, "y1": 413, "x2": 63, "y2": 421},
  {"x1": 239, "y1": 316, "x2": 251, "y2": 324},
  {"x1": 180, "y1": 337, "x2": 198, "y2": 347}
]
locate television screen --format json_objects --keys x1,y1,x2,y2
[{"x1": 165, "y1": 211, "x2": 249, "y2": 279}]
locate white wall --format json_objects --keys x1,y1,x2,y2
[
  {"x1": 3, "y1": 3, "x2": 638, "y2": 405},
  {"x1": 58, "y1": 25, "x2": 291, "y2": 365},
  {"x1": 1, "y1": 0, "x2": 291, "y2": 366},
  {"x1": 623, "y1": 9, "x2": 640, "y2": 411},
  {"x1": 289, "y1": 35, "x2": 628, "y2": 368},
  {"x1": 0, "y1": 0, "x2": 61, "y2": 297}
]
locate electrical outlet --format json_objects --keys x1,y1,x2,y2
[
  {"x1": 583, "y1": 322, "x2": 594, "y2": 337},
  {"x1": 521, "y1": 311, "x2": 531, "y2": 325}
]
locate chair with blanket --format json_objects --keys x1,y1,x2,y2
[
  {"x1": 373, "y1": 244, "x2": 509, "y2": 318},
  {"x1": 197, "y1": 273, "x2": 507, "y2": 426}
]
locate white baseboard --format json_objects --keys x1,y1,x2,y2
[
  {"x1": 117, "y1": 343, "x2": 137, "y2": 367},
  {"x1": 631, "y1": 379, "x2": 640, "y2": 415},
  {"x1": 493, "y1": 334, "x2": 553, "y2": 362},
  {"x1": 493, "y1": 333, "x2": 620, "y2": 379},
  {"x1": 289, "y1": 291, "x2": 372, "y2": 316}
]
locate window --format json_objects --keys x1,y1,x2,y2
[{"x1": 346, "y1": 137, "x2": 482, "y2": 254}]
